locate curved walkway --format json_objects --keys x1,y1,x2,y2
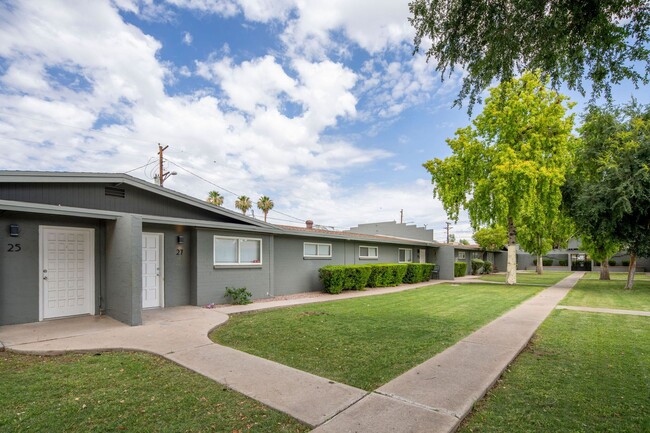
[{"x1": 0, "y1": 273, "x2": 583, "y2": 431}]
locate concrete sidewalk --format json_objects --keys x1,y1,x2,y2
[
  {"x1": 312, "y1": 272, "x2": 584, "y2": 433},
  {"x1": 0, "y1": 273, "x2": 580, "y2": 431}
]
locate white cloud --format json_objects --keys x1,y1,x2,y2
[{"x1": 182, "y1": 31, "x2": 193, "y2": 45}]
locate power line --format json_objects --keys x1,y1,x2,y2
[
  {"x1": 124, "y1": 158, "x2": 157, "y2": 174},
  {"x1": 164, "y1": 157, "x2": 306, "y2": 223}
]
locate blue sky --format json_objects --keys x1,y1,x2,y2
[{"x1": 0, "y1": 1, "x2": 647, "y2": 242}]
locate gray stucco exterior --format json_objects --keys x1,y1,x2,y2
[{"x1": 0, "y1": 171, "x2": 452, "y2": 327}]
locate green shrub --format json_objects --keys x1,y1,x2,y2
[
  {"x1": 542, "y1": 258, "x2": 553, "y2": 266},
  {"x1": 225, "y1": 287, "x2": 252, "y2": 305},
  {"x1": 622, "y1": 260, "x2": 630, "y2": 266},
  {"x1": 608, "y1": 259, "x2": 617, "y2": 266},
  {"x1": 532, "y1": 259, "x2": 537, "y2": 265},
  {"x1": 559, "y1": 260, "x2": 568, "y2": 266},
  {"x1": 367, "y1": 264, "x2": 403, "y2": 287},
  {"x1": 471, "y1": 258, "x2": 484, "y2": 275},
  {"x1": 342, "y1": 266, "x2": 372, "y2": 290},
  {"x1": 403, "y1": 263, "x2": 435, "y2": 283},
  {"x1": 454, "y1": 262, "x2": 467, "y2": 277},
  {"x1": 482, "y1": 260, "x2": 493, "y2": 274},
  {"x1": 319, "y1": 266, "x2": 346, "y2": 294}
]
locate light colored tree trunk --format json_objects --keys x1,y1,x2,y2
[
  {"x1": 624, "y1": 253, "x2": 637, "y2": 289},
  {"x1": 599, "y1": 258, "x2": 611, "y2": 280},
  {"x1": 506, "y1": 217, "x2": 517, "y2": 285},
  {"x1": 536, "y1": 254, "x2": 543, "y2": 274}
]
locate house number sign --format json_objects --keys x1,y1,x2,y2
[{"x1": 7, "y1": 243, "x2": 22, "y2": 252}]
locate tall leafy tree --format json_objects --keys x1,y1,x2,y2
[
  {"x1": 257, "y1": 196, "x2": 274, "y2": 222},
  {"x1": 423, "y1": 71, "x2": 575, "y2": 284},
  {"x1": 409, "y1": 0, "x2": 650, "y2": 110},
  {"x1": 206, "y1": 190, "x2": 224, "y2": 206},
  {"x1": 472, "y1": 226, "x2": 507, "y2": 251},
  {"x1": 234, "y1": 195, "x2": 252, "y2": 215},
  {"x1": 568, "y1": 102, "x2": 650, "y2": 288},
  {"x1": 580, "y1": 235, "x2": 620, "y2": 281},
  {"x1": 518, "y1": 214, "x2": 574, "y2": 274}
]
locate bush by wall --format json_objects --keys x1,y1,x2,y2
[
  {"x1": 608, "y1": 259, "x2": 617, "y2": 266},
  {"x1": 403, "y1": 263, "x2": 435, "y2": 283},
  {"x1": 622, "y1": 260, "x2": 630, "y2": 266},
  {"x1": 483, "y1": 260, "x2": 493, "y2": 274},
  {"x1": 454, "y1": 262, "x2": 467, "y2": 277},
  {"x1": 320, "y1": 263, "x2": 434, "y2": 293},
  {"x1": 543, "y1": 258, "x2": 553, "y2": 266},
  {"x1": 559, "y1": 260, "x2": 568, "y2": 266},
  {"x1": 471, "y1": 258, "x2": 484, "y2": 275},
  {"x1": 366, "y1": 264, "x2": 407, "y2": 287}
]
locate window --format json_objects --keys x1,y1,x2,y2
[
  {"x1": 304, "y1": 242, "x2": 332, "y2": 258},
  {"x1": 457, "y1": 251, "x2": 466, "y2": 260},
  {"x1": 398, "y1": 248, "x2": 413, "y2": 263},
  {"x1": 359, "y1": 245, "x2": 379, "y2": 259},
  {"x1": 214, "y1": 236, "x2": 262, "y2": 265}
]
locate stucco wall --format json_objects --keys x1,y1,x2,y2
[
  {"x1": 192, "y1": 228, "x2": 273, "y2": 305},
  {"x1": 0, "y1": 212, "x2": 103, "y2": 326}
]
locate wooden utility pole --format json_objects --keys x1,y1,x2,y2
[
  {"x1": 400, "y1": 209, "x2": 404, "y2": 224},
  {"x1": 158, "y1": 143, "x2": 168, "y2": 186},
  {"x1": 445, "y1": 221, "x2": 452, "y2": 243}
]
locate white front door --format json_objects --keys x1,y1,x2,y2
[
  {"x1": 142, "y1": 233, "x2": 163, "y2": 308},
  {"x1": 419, "y1": 249, "x2": 426, "y2": 264},
  {"x1": 40, "y1": 227, "x2": 94, "y2": 320}
]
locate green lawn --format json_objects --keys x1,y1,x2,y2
[
  {"x1": 581, "y1": 271, "x2": 650, "y2": 281},
  {"x1": 212, "y1": 283, "x2": 543, "y2": 390},
  {"x1": 479, "y1": 271, "x2": 573, "y2": 286},
  {"x1": 0, "y1": 351, "x2": 308, "y2": 433},
  {"x1": 560, "y1": 278, "x2": 650, "y2": 311},
  {"x1": 458, "y1": 310, "x2": 650, "y2": 433}
]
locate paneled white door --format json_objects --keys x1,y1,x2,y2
[
  {"x1": 419, "y1": 249, "x2": 426, "y2": 264},
  {"x1": 142, "y1": 233, "x2": 163, "y2": 308},
  {"x1": 40, "y1": 227, "x2": 94, "y2": 319}
]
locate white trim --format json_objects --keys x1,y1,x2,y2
[
  {"x1": 213, "y1": 235, "x2": 263, "y2": 265},
  {"x1": 142, "y1": 232, "x2": 165, "y2": 309},
  {"x1": 398, "y1": 248, "x2": 413, "y2": 263},
  {"x1": 359, "y1": 245, "x2": 379, "y2": 260},
  {"x1": 303, "y1": 242, "x2": 332, "y2": 258},
  {"x1": 39, "y1": 226, "x2": 95, "y2": 321}
]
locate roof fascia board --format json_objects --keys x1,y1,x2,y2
[{"x1": 0, "y1": 199, "x2": 120, "y2": 220}]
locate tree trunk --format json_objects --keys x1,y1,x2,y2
[
  {"x1": 536, "y1": 254, "x2": 543, "y2": 274},
  {"x1": 506, "y1": 217, "x2": 517, "y2": 285},
  {"x1": 599, "y1": 258, "x2": 611, "y2": 280},
  {"x1": 624, "y1": 253, "x2": 637, "y2": 290}
]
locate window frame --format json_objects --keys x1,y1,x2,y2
[
  {"x1": 303, "y1": 242, "x2": 332, "y2": 259},
  {"x1": 457, "y1": 251, "x2": 466, "y2": 260},
  {"x1": 213, "y1": 235, "x2": 263, "y2": 266},
  {"x1": 359, "y1": 245, "x2": 379, "y2": 260},
  {"x1": 398, "y1": 248, "x2": 413, "y2": 263}
]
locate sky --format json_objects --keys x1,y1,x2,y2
[{"x1": 0, "y1": 0, "x2": 647, "y2": 243}]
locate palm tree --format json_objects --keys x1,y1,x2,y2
[
  {"x1": 206, "y1": 190, "x2": 224, "y2": 206},
  {"x1": 257, "y1": 196, "x2": 274, "y2": 222},
  {"x1": 234, "y1": 195, "x2": 252, "y2": 215}
]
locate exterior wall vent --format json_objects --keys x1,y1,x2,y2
[{"x1": 105, "y1": 186, "x2": 126, "y2": 198}]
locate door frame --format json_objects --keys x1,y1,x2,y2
[
  {"x1": 39, "y1": 226, "x2": 95, "y2": 321},
  {"x1": 142, "y1": 232, "x2": 165, "y2": 309}
]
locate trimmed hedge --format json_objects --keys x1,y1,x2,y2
[
  {"x1": 559, "y1": 260, "x2": 568, "y2": 266},
  {"x1": 471, "y1": 258, "x2": 484, "y2": 275},
  {"x1": 403, "y1": 263, "x2": 435, "y2": 283},
  {"x1": 367, "y1": 264, "x2": 408, "y2": 287},
  {"x1": 320, "y1": 263, "x2": 434, "y2": 293},
  {"x1": 454, "y1": 262, "x2": 467, "y2": 277},
  {"x1": 483, "y1": 260, "x2": 493, "y2": 274},
  {"x1": 622, "y1": 260, "x2": 630, "y2": 266},
  {"x1": 608, "y1": 259, "x2": 617, "y2": 266}
]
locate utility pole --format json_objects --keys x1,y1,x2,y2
[
  {"x1": 445, "y1": 221, "x2": 452, "y2": 243},
  {"x1": 400, "y1": 209, "x2": 403, "y2": 224},
  {"x1": 157, "y1": 143, "x2": 176, "y2": 187}
]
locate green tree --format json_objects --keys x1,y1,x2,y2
[
  {"x1": 234, "y1": 195, "x2": 252, "y2": 215},
  {"x1": 206, "y1": 190, "x2": 224, "y2": 206},
  {"x1": 459, "y1": 238, "x2": 470, "y2": 245},
  {"x1": 518, "y1": 214, "x2": 574, "y2": 274},
  {"x1": 256, "y1": 196, "x2": 274, "y2": 222},
  {"x1": 473, "y1": 226, "x2": 507, "y2": 251},
  {"x1": 423, "y1": 71, "x2": 575, "y2": 284},
  {"x1": 567, "y1": 102, "x2": 650, "y2": 288},
  {"x1": 580, "y1": 235, "x2": 620, "y2": 281},
  {"x1": 409, "y1": 0, "x2": 650, "y2": 110}
]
